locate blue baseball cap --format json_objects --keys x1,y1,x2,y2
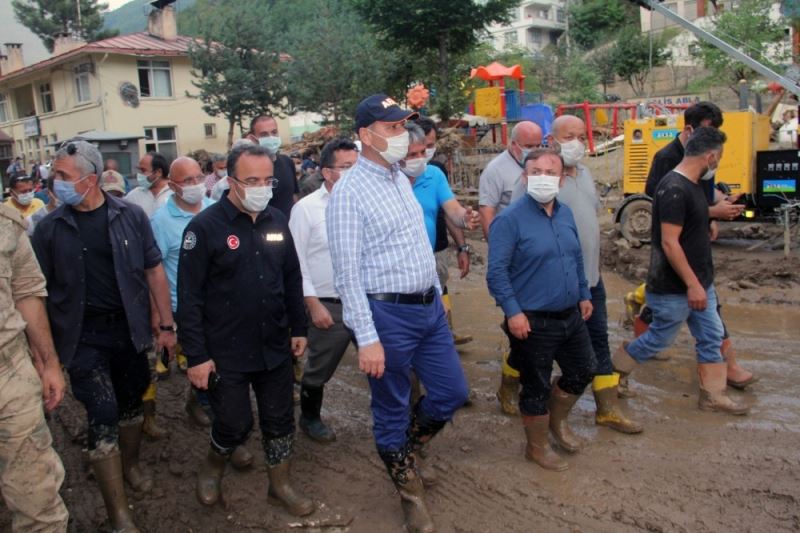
[{"x1": 355, "y1": 93, "x2": 418, "y2": 131}]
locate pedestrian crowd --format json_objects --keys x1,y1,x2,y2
[{"x1": 0, "y1": 96, "x2": 757, "y2": 533}]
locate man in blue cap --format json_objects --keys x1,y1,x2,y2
[{"x1": 327, "y1": 94, "x2": 469, "y2": 533}]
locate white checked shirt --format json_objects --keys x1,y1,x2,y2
[
  {"x1": 326, "y1": 155, "x2": 439, "y2": 347},
  {"x1": 288, "y1": 185, "x2": 338, "y2": 299}
]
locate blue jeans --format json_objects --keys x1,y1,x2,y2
[
  {"x1": 626, "y1": 284, "x2": 724, "y2": 364},
  {"x1": 585, "y1": 277, "x2": 612, "y2": 375},
  {"x1": 368, "y1": 295, "x2": 469, "y2": 452}
]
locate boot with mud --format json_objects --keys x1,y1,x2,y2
[
  {"x1": 299, "y1": 385, "x2": 336, "y2": 443},
  {"x1": 497, "y1": 351, "x2": 520, "y2": 415},
  {"x1": 721, "y1": 338, "x2": 759, "y2": 390},
  {"x1": 613, "y1": 342, "x2": 639, "y2": 399},
  {"x1": 230, "y1": 446, "x2": 254, "y2": 470},
  {"x1": 697, "y1": 362, "x2": 750, "y2": 415},
  {"x1": 90, "y1": 448, "x2": 140, "y2": 533},
  {"x1": 118, "y1": 419, "x2": 154, "y2": 493},
  {"x1": 265, "y1": 435, "x2": 314, "y2": 516},
  {"x1": 407, "y1": 398, "x2": 447, "y2": 488},
  {"x1": 185, "y1": 387, "x2": 211, "y2": 427},
  {"x1": 196, "y1": 447, "x2": 227, "y2": 506},
  {"x1": 592, "y1": 374, "x2": 643, "y2": 434},
  {"x1": 381, "y1": 449, "x2": 436, "y2": 533},
  {"x1": 142, "y1": 392, "x2": 168, "y2": 440},
  {"x1": 548, "y1": 381, "x2": 584, "y2": 453},
  {"x1": 522, "y1": 415, "x2": 568, "y2": 471}
]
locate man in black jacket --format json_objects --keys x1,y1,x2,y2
[
  {"x1": 178, "y1": 144, "x2": 312, "y2": 516},
  {"x1": 33, "y1": 140, "x2": 176, "y2": 532}
]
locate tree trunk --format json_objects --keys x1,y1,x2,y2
[
  {"x1": 438, "y1": 32, "x2": 451, "y2": 121},
  {"x1": 227, "y1": 117, "x2": 235, "y2": 150}
]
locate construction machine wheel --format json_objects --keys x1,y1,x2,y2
[{"x1": 619, "y1": 198, "x2": 652, "y2": 243}]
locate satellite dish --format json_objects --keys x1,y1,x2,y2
[{"x1": 119, "y1": 82, "x2": 140, "y2": 108}]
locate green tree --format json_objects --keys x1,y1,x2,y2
[
  {"x1": 12, "y1": 0, "x2": 117, "y2": 52},
  {"x1": 568, "y1": 0, "x2": 636, "y2": 50},
  {"x1": 559, "y1": 55, "x2": 602, "y2": 103},
  {"x1": 611, "y1": 26, "x2": 671, "y2": 96},
  {"x1": 186, "y1": 0, "x2": 288, "y2": 147},
  {"x1": 278, "y1": 0, "x2": 396, "y2": 127},
  {"x1": 696, "y1": 0, "x2": 790, "y2": 94},
  {"x1": 351, "y1": 0, "x2": 519, "y2": 121}
]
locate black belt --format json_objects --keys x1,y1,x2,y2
[
  {"x1": 318, "y1": 297, "x2": 342, "y2": 304},
  {"x1": 524, "y1": 307, "x2": 577, "y2": 320},
  {"x1": 83, "y1": 310, "x2": 127, "y2": 323},
  {"x1": 368, "y1": 288, "x2": 436, "y2": 305}
]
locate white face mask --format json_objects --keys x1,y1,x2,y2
[
  {"x1": 179, "y1": 182, "x2": 206, "y2": 205},
  {"x1": 558, "y1": 139, "x2": 585, "y2": 166},
  {"x1": 211, "y1": 177, "x2": 229, "y2": 201},
  {"x1": 215, "y1": 168, "x2": 228, "y2": 179},
  {"x1": 701, "y1": 156, "x2": 718, "y2": 181},
  {"x1": 424, "y1": 147, "x2": 436, "y2": 163},
  {"x1": 369, "y1": 129, "x2": 410, "y2": 165},
  {"x1": 401, "y1": 157, "x2": 427, "y2": 178},
  {"x1": 258, "y1": 136, "x2": 282, "y2": 155},
  {"x1": 237, "y1": 184, "x2": 273, "y2": 213},
  {"x1": 527, "y1": 174, "x2": 560, "y2": 204},
  {"x1": 15, "y1": 191, "x2": 35, "y2": 206}
]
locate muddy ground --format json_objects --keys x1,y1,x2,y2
[{"x1": 2, "y1": 218, "x2": 798, "y2": 533}]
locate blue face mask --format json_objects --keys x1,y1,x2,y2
[{"x1": 53, "y1": 176, "x2": 89, "y2": 206}]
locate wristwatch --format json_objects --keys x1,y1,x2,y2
[
  {"x1": 159, "y1": 324, "x2": 176, "y2": 332},
  {"x1": 457, "y1": 244, "x2": 472, "y2": 254}
]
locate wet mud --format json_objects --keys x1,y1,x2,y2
[{"x1": 2, "y1": 235, "x2": 799, "y2": 532}]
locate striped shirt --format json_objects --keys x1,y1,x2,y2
[{"x1": 326, "y1": 155, "x2": 439, "y2": 347}]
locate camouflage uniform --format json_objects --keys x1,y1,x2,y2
[{"x1": 0, "y1": 204, "x2": 69, "y2": 532}]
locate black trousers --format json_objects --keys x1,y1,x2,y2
[
  {"x1": 208, "y1": 357, "x2": 294, "y2": 452},
  {"x1": 505, "y1": 309, "x2": 596, "y2": 416},
  {"x1": 68, "y1": 316, "x2": 150, "y2": 449}
]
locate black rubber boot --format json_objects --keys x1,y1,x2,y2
[
  {"x1": 299, "y1": 385, "x2": 336, "y2": 443},
  {"x1": 407, "y1": 398, "x2": 447, "y2": 488},
  {"x1": 380, "y1": 448, "x2": 435, "y2": 533}
]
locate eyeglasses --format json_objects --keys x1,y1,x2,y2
[
  {"x1": 171, "y1": 175, "x2": 204, "y2": 186},
  {"x1": 60, "y1": 142, "x2": 99, "y2": 176},
  {"x1": 230, "y1": 176, "x2": 279, "y2": 188}
]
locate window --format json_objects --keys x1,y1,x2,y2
[
  {"x1": 138, "y1": 60, "x2": 173, "y2": 98},
  {"x1": 0, "y1": 144, "x2": 10, "y2": 159},
  {"x1": 557, "y1": 8, "x2": 566, "y2": 23},
  {"x1": 74, "y1": 70, "x2": 91, "y2": 103},
  {"x1": 529, "y1": 29, "x2": 542, "y2": 44},
  {"x1": 204, "y1": 123, "x2": 217, "y2": 138},
  {"x1": 0, "y1": 93, "x2": 8, "y2": 123},
  {"x1": 504, "y1": 31, "x2": 518, "y2": 46},
  {"x1": 144, "y1": 126, "x2": 177, "y2": 161},
  {"x1": 50, "y1": 134, "x2": 58, "y2": 145},
  {"x1": 39, "y1": 83, "x2": 53, "y2": 113}
]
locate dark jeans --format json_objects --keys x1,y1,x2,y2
[
  {"x1": 68, "y1": 316, "x2": 150, "y2": 449},
  {"x1": 506, "y1": 309, "x2": 596, "y2": 416},
  {"x1": 585, "y1": 277, "x2": 612, "y2": 375},
  {"x1": 208, "y1": 357, "x2": 294, "y2": 453}
]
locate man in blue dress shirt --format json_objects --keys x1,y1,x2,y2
[
  {"x1": 487, "y1": 148, "x2": 596, "y2": 473},
  {"x1": 327, "y1": 94, "x2": 468, "y2": 533}
]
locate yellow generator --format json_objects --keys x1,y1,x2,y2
[{"x1": 615, "y1": 110, "x2": 771, "y2": 242}]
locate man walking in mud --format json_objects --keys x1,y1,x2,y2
[
  {"x1": 178, "y1": 144, "x2": 313, "y2": 516},
  {"x1": 642, "y1": 101, "x2": 756, "y2": 392},
  {"x1": 327, "y1": 93, "x2": 468, "y2": 533},
  {"x1": 0, "y1": 202, "x2": 69, "y2": 532},
  {"x1": 613, "y1": 128, "x2": 749, "y2": 416},
  {"x1": 478, "y1": 120, "x2": 543, "y2": 415},
  {"x1": 33, "y1": 140, "x2": 177, "y2": 532},
  {"x1": 523, "y1": 115, "x2": 642, "y2": 434}
]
